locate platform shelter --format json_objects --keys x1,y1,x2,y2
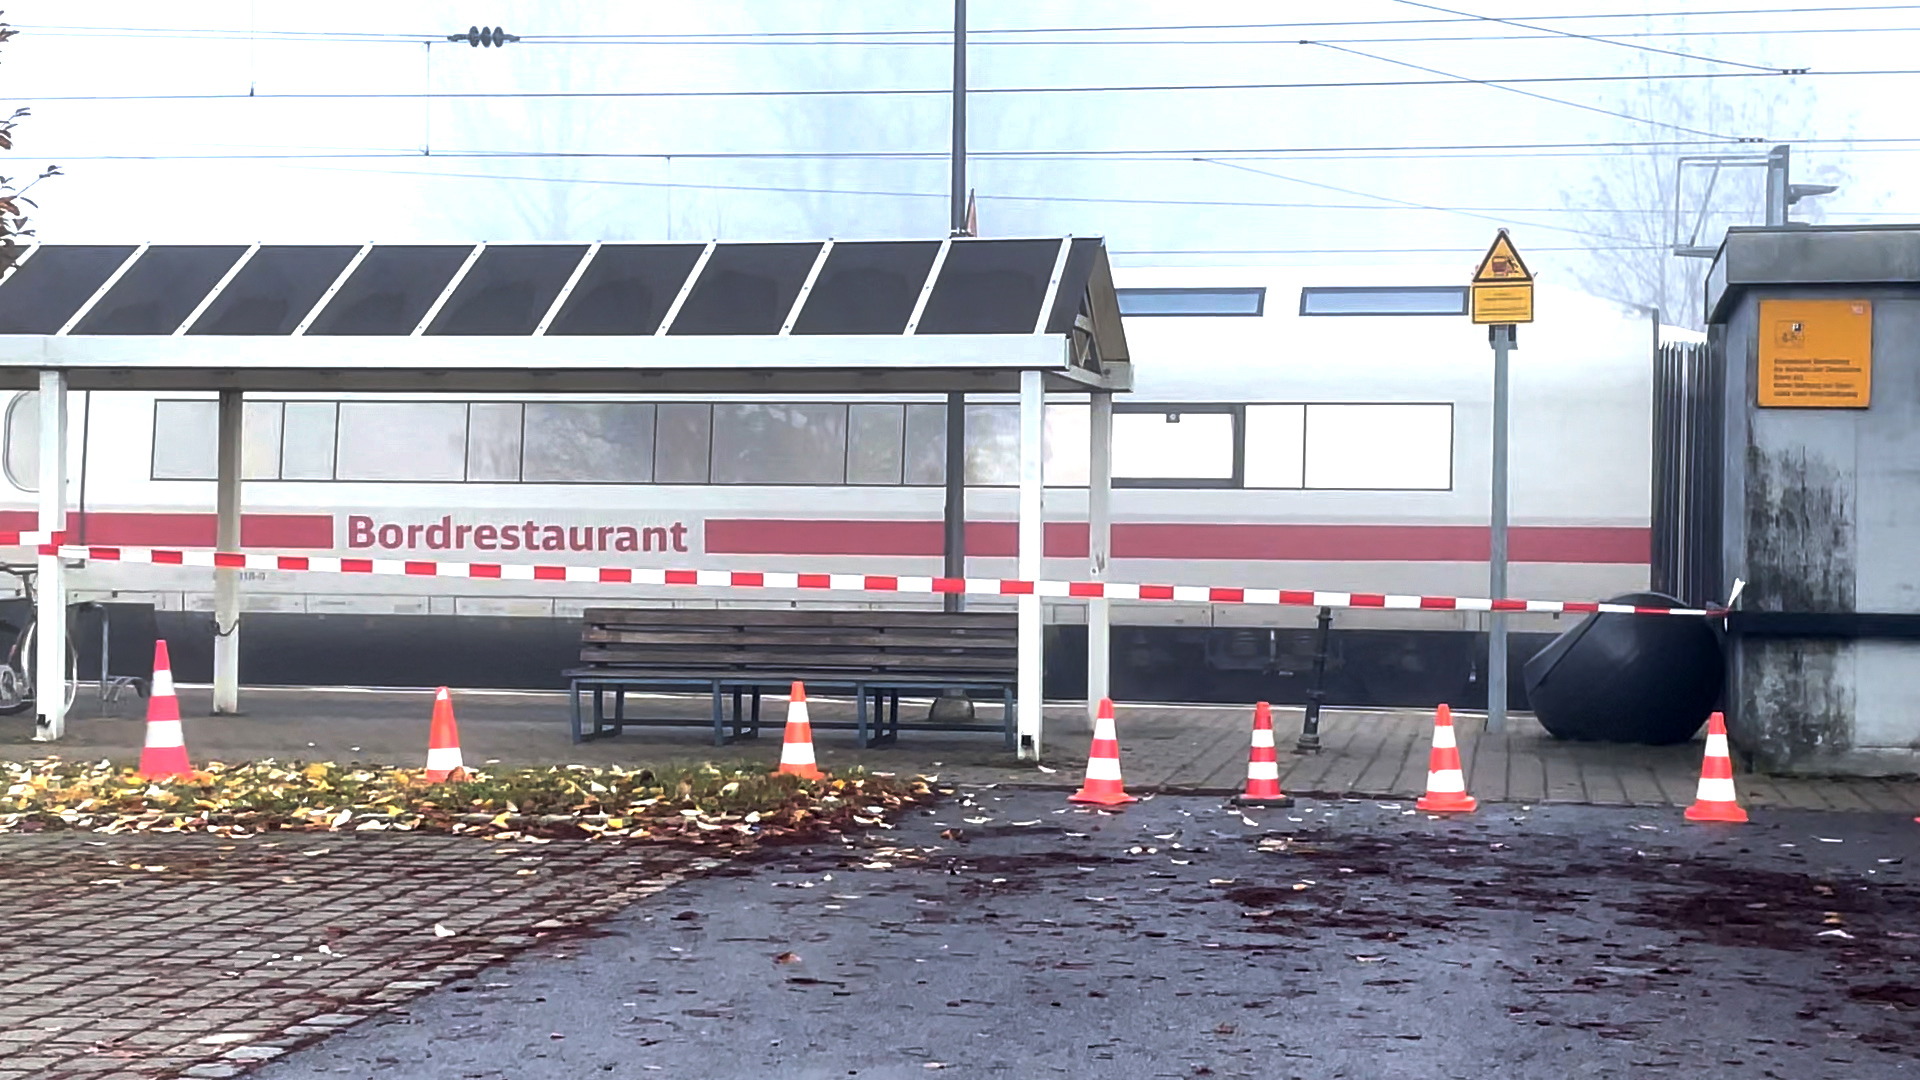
[{"x1": 0, "y1": 236, "x2": 1133, "y2": 758}]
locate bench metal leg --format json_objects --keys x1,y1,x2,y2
[
  {"x1": 710, "y1": 684, "x2": 726, "y2": 747},
  {"x1": 752, "y1": 690, "x2": 763, "y2": 739},
  {"x1": 591, "y1": 687, "x2": 606, "y2": 740},
  {"x1": 887, "y1": 692, "x2": 901, "y2": 744},
  {"x1": 856, "y1": 685, "x2": 870, "y2": 748},
  {"x1": 569, "y1": 684, "x2": 584, "y2": 745},
  {"x1": 613, "y1": 688, "x2": 626, "y2": 737}
]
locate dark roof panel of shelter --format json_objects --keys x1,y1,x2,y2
[
  {"x1": 913, "y1": 238, "x2": 1062, "y2": 334},
  {"x1": 305, "y1": 245, "x2": 473, "y2": 336},
  {"x1": 426, "y1": 244, "x2": 589, "y2": 336},
  {"x1": 790, "y1": 241, "x2": 941, "y2": 335},
  {"x1": 187, "y1": 246, "x2": 361, "y2": 336},
  {"x1": 1044, "y1": 237, "x2": 1104, "y2": 335},
  {"x1": 72, "y1": 246, "x2": 249, "y2": 335},
  {"x1": 543, "y1": 244, "x2": 705, "y2": 336},
  {"x1": 0, "y1": 237, "x2": 1121, "y2": 363},
  {"x1": 667, "y1": 242, "x2": 822, "y2": 336},
  {"x1": 0, "y1": 245, "x2": 139, "y2": 334}
]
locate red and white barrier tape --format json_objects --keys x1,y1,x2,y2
[{"x1": 0, "y1": 532, "x2": 1723, "y2": 618}]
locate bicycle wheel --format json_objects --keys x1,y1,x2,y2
[
  {"x1": 19, "y1": 622, "x2": 79, "y2": 715},
  {"x1": 0, "y1": 625, "x2": 29, "y2": 715}
]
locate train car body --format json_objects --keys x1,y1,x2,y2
[{"x1": 0, "y1": 265, "x2": 1698, "y2": 707}]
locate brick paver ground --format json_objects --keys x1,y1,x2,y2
[
  {"x1": 7, "y1": 685, "x2": 1918, "y2": 811},
  {"x1": 0, "y1": 831, "x2": 720, "y2": 1080}
]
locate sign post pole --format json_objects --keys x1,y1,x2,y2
[
  {"x1": 1469, "y1": 229, "x2": 1534, "y2": 735},
  {"x1": 1488, "y1": 324, "x2": 1512, "y2": 733}
]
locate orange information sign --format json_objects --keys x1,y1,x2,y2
[{"x1": 1757, "y1": 299, "x2": 1873, "y2": 408}]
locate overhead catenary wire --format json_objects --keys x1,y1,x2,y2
[
  {"x1": 1385, "y1": 0, "x2": 1790, "y2": 72},
  {"x1": 1197, "y1": 159, "x2": 1643, "y2": 243},
  {"x1": 1302, "y1": 41, "x2": 1742, "y2": 140},
  {"x1": 248, "y1": 161, "x2": 1910, "y2": 221},
  {"x1": 31, "y1": 135, "x2": 1920, "y2": 163},
  {"x1": 13, "y1": 66, "x2": 1917, "y2": 107},
  {"x1": 20, "y1": 5, "x2": 1920, "y2": 44}
]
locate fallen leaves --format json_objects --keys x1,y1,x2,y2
[
  {"x1": 774, "y1": 951, "x2": 801, "y2": 965},
  {"x1": 0, "y1": 759, "x2": 935, "y2": 846}
]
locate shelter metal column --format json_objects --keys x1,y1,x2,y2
[
  {"x1": 1017, "y1": 370, "x2": 1044, "y2": 759},
  {"x1": 33, "y1": 370, "x2": 67, "y2": 741},
  {"x1": 1087, "y1": 391, "x2": 1112, "y2": 720},
  {"x1": 213, "y1": 390, "x2": 242, "y2": 714}
]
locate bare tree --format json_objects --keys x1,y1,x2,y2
[
  {"x1": 0, "y1": 15, "x2": 61, "y2": 268},
  {"x1": 1561, "y1": 73, "x2": 1846, "y2": 328}
]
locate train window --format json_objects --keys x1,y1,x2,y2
[
  {"x1": 711, "y1": 403, "x2": 848, "y2": 485},
  {"x1": 1303, "y1": 404, "x2": 1452, "y2": 490},
  {"x1": 903, "y1": 403, "x2": 947, "y2": 486},
  {"x1": 654, "y1": 403, "x2": 713, "y2": 484},
  {"x1": 847, "y1": 403, "x2": 905, "y2": 485},
  {"x1": 243, "y1": 402, "x2": 284, "y2": 480},
  {"x1": 1243, "y1": 404, "x2": 1306, "y2": 488},
  {"x1": 1043, "y1": 403, "x2": 1090, "y2": 486},
  {"x1": 1115, "y1": 287, "x2": 1265, "y2": 318},
  {"x1": 1113, "y1": 410, "x2": 1236, "y2": 483},
  {"x1": 335, "y1": 402, "x2": 468, "y2": 482},
  {"x1": 152, "y1": 401, "x2": 215, "y2": 479},
  {"x1": 150, "y1": 399, "x2": 284, "y2": 481},
  {"x1": 964, "y1": 404, "x2": 1019, "y2": 486},
  {"x1": 465, "y1": 402, "x2": 523, "y2": 482},
  {"x1": 523, "y1": 403, "x2": 656, "y2": 484},
  {"x1": 281, "y1": 402, "x2": 338, "y2": 480},
  {"x1": 1298, "y1": 286, "x2": 1467, "y2": 317},
  {"x1": 4, "y1": 391, "x2": 36, "y2": 492}
]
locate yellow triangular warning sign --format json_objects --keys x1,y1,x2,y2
[{"x1": 1473, "y1": 230, "x2": 1532, "y2": 284}]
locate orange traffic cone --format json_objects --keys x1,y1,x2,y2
[
  {"x1": 776, "y1": 682, "x2": 824, "y2": 780},
  {"x1": 1069, "y1": 698, "x2": 1138, "y2": 806},
  {"x1": 424, "y1": 687, "x2": 465, "y2": 782},
  {"x1": 1233, "y1": 701, "x2": 1293, "y2": 808},
  {"x1": 1684, "y1": 712, "x2": 1748, "y2": 823},
  {"x1": 1414, "y1": 704, "x2": 1477, "y2": 813},
  {"x1": 137, "y1": 640, "x2": 191, "y2": 780}
]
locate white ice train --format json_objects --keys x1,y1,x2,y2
[{"x1": 0, "y1": 265, "x2": 1697, "y2": 706}]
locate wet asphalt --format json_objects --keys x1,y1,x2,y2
[{"x1": 258, "y1": 789, "x2": 1920, "y2": 1080}]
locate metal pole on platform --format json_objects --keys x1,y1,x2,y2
[
  {"x1": 1087, "y1": 391, "x2": 1113, "y2": 719},
  {"x1": 1488, "y1": 324, "x2": 1514, "y2": 733},
  {"x1": 213, "y1": 390, "x2": 243, "y2": 714},
  {"x1": 941, "y1": 0, "x2": 968, "y2": 614},
  {"x1": 1016, "y1": 369, "x2": 1044, "y2": 759},
  {"x1": 32, "y1": 370, "x2": 67, "y2": 742}
]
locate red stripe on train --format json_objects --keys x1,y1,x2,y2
[
  {"x1": 0, "y1": 511, "x2": 333, "y2": 549},
  {"x1": 702, "y1": 520, "x2": 1649, "y2": 564}
]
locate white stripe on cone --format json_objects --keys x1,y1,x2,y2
[
  {"x1": 1248, "y1": 761, "x2": 1280, "y2": 781},
  {"x1": 426, "y1": 747, "x2": 463, "y2": 772},
  {"x1": 1092, "y1": 713, "x2": 1118, "y2": 741},
  {"x1": 1426, "y1": 769, "x2": 1467, "y2": 793},
  {"x1": 1251, "y1": 728, "x2": 1274, "y2": 748},
  {"x1": 1432, "y1": 725, "x2": 1456, "y2": 749},
  {"x1": 1084, "y1": 757, "x2": 1123, "y2": 781},
  {"x1": 1695, "y1": 776, "x2": 1738, "y2": 802},
  {"x1": 1705, "y1": 732, "x2": 1729, "y2": 756},
  {"x1": 145, "y1": 720, "x2": 184, "y2": 748},
  {"x1": 781, "y1": 700, "x2": 817, "y2": 765},
  {"x1": 151, "y1": 667, "x2": 175, "y2": 699}
]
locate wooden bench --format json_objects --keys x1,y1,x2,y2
[{"x1": 566, "y1": 607, "x2": 1019, "y2": 748}]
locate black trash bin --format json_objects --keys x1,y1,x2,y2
[{"x1": 1523, "y1": 591, "x2": 1723, "y2": 745}]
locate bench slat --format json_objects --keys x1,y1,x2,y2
[
  {"x1": 583, "y1": 628, "x2": 1016, "y2": 649},
  {"x1": 583, "y1": 607, "x2": 1015, "y2": 631}
]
